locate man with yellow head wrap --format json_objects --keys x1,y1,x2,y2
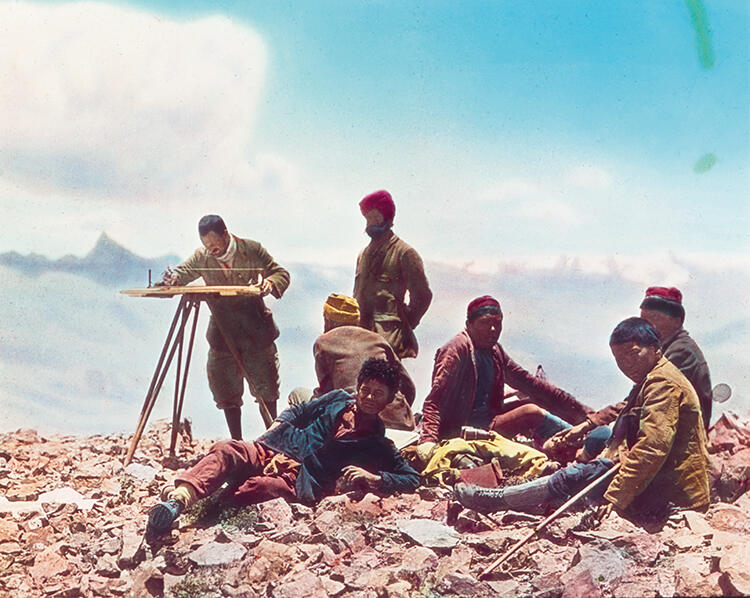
[{"x1": 290, "y1": 294, "x2": 415, "y2": 430}]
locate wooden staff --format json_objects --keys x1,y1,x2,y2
[
  {"x1": 205, "y1": 297, "x2": 275, "y2": 428},
  {"x1": 479, "y1": 462, "x2": 622, "y2": 580}
]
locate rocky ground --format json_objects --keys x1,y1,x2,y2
[{"x1": 1, "y1": 413, "x2": 749, "y2": 598}]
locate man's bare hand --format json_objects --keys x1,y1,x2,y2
[
  {"x1": 338, "y1": 466, "x2": 381, "y2": 491},
  {"x1": 257, "y1": 279, "x2": 274, "y2": 297},
  {"x1": 158, "y1": 267, "x2": 178, "y2": 287},
  {"x1": 544, "y1": 420, "x2": 593, "y2": 452}
]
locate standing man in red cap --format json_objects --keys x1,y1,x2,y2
[
  {"x1": 353, "y1": 190, "x2": 432, "y2": 359},
  {"x1": 415, "y1": 296, "x2": 593, "y2": 463}
]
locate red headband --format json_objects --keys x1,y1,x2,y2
[{"x1": 467, "y1": 295, "x2": 502, "y2": 321}]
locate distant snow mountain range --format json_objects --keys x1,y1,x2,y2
[
  {"x1": 1, "y1": 234, "x2": 747, "y2": 441},
  {"x1": 0, "y1": 232, "x2": 180, "y2": 286}
]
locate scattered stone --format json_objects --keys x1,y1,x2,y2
[
  {"x1": 560, "y1": 567, "x2": 605, "y2": 598},
  {"x1": 670, "y1": 530, "x2": 707, "y2": 550},
  {"x1": 123, "y1": 463, "x2": 160, "y2": 484},
  {"x1": 128, "y1": 561, "x2": 164, "y2": 597},
  {"x1": 613, "y1": 532, "x2": 665, "y2": 565},
  {"x1": 38, "y1": 487, "x2": 97, "y2": 511},
  {"x1": 271, "y1": 569, "x2": 327, "y2": 598},
  {"x1": 719, "y1": 540, "x2": 750, "y2": 595},
  {"x1": 3, "y1": 418, "x2": 749, "y2": 598},
  {"x1": 257, "y1": 497, "x2": 295, "y2": 527},
  {"x1": 117, "y1": 526, "x2": 144, "y2": 569},
  {"x1": 0, "y1": 541, "x2": 22, "y2": 555},
  {"x1": 396, "y1": 545, "x2": 438, "y2": 587},
  {"x1": 29, "y1": 544, "x2": 70, "y2": 583},
  {"x1": 0, "y1": 495, "x2": 43, "y2": 515},
  {"x1": 707, "y1": 502, "x2": 750, "y2": 533},
  {"x1": 320, "y1": 576, "x2": 346, "y2": 596},
  {"x1": 437, "y1": 572, "x2": 498, "y2": 597},
  {"x1": 683, "y1": 510, "x2": 713, "y2": 535},
  {"x1": 396, "y1": 518, "x2": 460, "y2": 549},
  {"x1": 187, "y1": 541, "x2": 247, "y2": 566},
  {"x1": 267, "y1": 522, "x2": 312, "y2": 544},
  {"x1": 673, "y1": 553, "x2": 722, "y2": 597},
  {"x1": 385, "y1": 580, "x2": 412, "y2": 598}
]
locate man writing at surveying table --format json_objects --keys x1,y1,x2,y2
[{"x1": 161, "y1": 214, "x2": 290, "y2": 439}]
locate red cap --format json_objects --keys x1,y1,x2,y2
[
  {"x1": 644, "y1": 286, "x2": 682, "y2": 304},
  {"x1": 467, "y1": 295, "x2": 502, "y2": 321},
  {"x1": 640, "y1": 286, "x2": 685, "y2": 320},
  {"x1": 359, "y1": 190, "x2": 395, "y2": 222}
]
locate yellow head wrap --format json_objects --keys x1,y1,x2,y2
[{"x1": 323, "y1": 294, "x2": 360, "y2": 325}]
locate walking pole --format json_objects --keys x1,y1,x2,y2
[
  {"x1": 478, "y1": 462, "x2": 622, "y2": 580},
  {"x1": 205, "y1": 298, "x2": 275, "y2": 429}
]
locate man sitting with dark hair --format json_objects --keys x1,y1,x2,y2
[
  {"x1": 454, "y1": 317, "x2": 710, "y2": 517},
  {"x1": 147, "y1": 358, "x2": 420, "y2": 535},
  {"x1": 544, "y1": 286, "x2": 713, "y2": 460}
]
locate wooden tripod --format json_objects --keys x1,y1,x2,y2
[{"x1": 121, "y1": 286, "x2": 274, "y2": 465}]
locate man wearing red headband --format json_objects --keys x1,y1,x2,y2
[
  {"x1": 416, "y1": 296, "x2": 593, "y2": 461},
  {"x1": 353, "y1": 190, "x2": 432, "y2": 359}
]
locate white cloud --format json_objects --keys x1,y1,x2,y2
[
  {"x1": 480, "y1": 178, "x2": 541, "y2": 202},
  {"x1": 479, "y1": 173, "x2": 584, "y2": 227},
  {"x1": 565, "y1": 164, "x2": 613, "y2": 190},
  {"x1": 0, "y1": 2, "x2": 267, "y2": 201}
]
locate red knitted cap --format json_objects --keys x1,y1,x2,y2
[
  {"x1": 640, "y1": 286, "x2": 685, "y2": 320},
  {"x1": 359, "y1": 190, "x2": 395, "y2": 222},
  {"x1": 644, "y1": 286, "x2": 683, "y2": 304}
]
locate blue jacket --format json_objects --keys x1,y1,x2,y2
[{"x1": 258, "y1": 390, "x2": 420, "y2": 504}]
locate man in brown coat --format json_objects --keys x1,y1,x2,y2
[
  {"x1": 289, "y1": 294, "x2": 415, "y2": 430},
  {"x1": 545, "y1": 286, "x2": 713, "y2": 457},
  {"x1": 163, "y1": 215, "x2": 290, "y2": 439},
  {"x1": 353, "y1": 190, "x2": 432, "y2": 359},
  {"x1": 455, "y1": 317, "x2": 710, "y2": 517}
]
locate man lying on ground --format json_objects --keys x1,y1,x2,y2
[
  {"x1": 454, "y1": 317, "x2": 710, "y2": 518},
  {"x1": 416, "y1": 295, "x2": 593, "y2": 463},
  {"x1": 147, "y1": 358, "x2": 420, "y2": 535}
]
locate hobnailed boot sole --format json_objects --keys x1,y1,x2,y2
[{"x1": 147, "y1": 499, "x2": 183, "y2": 536}]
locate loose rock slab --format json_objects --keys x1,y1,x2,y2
[
  {"x1": 188, "y1": 541, "x2": 247, "y2": 567},
  {"x1": 396, "y1": 518, "x2": 460, "y2": 549}
]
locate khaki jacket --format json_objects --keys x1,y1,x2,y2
[
  {"x1": 604, "y1": 357, "x2": 710, "y2": 511},
  {"x1": 174, "y1": 237, "x2": 290, "y2": 350},
  {"x1": 354, "y1": 231, "x2": 432, "y2": 359},
  {"x1": 589, "y1": 327, "x2": 712, "y2": 431}
]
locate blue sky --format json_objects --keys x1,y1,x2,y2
[
  {"x1": 0, "y1": 0, "x2": 747, "y2": 264},
  {"x1": 1, "y1": 1, "x2": 748, "y2": 437}
]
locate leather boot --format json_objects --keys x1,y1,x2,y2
[
  {"x1": 454, "y1": 477, "x2": 552, "y2": 514},
  {"x1": 224, "y1": 407, "x2": 243, "y2": 440}
]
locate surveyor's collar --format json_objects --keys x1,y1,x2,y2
[{"x1": 215, "y1": 234, "x2": 238, "y2": 265}]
